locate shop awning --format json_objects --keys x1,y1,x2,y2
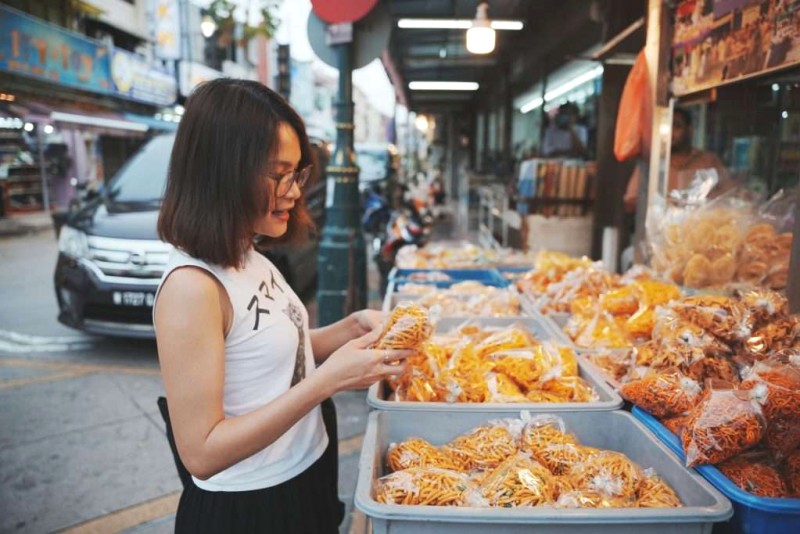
[
  {"x1": 50, "y1": 111, "x2": 148, "y2": 132},
  {"x1": 123, "y1": 113, "x2": 179, "y2": 132}
]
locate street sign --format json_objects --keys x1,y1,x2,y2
[
  {"x1": 326, "y1": 22, "x2": 353, "y2": 46},
  {"x1": 307, "y1": 1, "x2": 390, "y2": 70},
  {"x1": 311, "y1": 0, "x2": 377, "y2": 24}
]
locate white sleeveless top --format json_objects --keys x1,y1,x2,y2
[{"x1": 155, "y1": 247, "x2": 328, "y2": 492}]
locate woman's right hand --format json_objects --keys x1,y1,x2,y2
[{"x1": 318, "y1": 328, "x2": 412, "y2": 392}]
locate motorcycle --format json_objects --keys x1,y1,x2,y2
[{"x1": 374, "y1": 197, "x2": 433, "y2": 295}]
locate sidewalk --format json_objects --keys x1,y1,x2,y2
[{"x1": 0, "y1": 211, "x2": 55, "y2": 238}]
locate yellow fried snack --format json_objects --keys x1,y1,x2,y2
[
  {"x1": 466, "y1": 453, "x2": 556, "y2": 507},
  {"x1": 375, "y1": 467, "x2": 473, "y2": 506},
  {"x1": 387, "y1": 438, "x2": 464, "y2": 472},
  {"x1": 376, "y1": 302, "x2": 433, "y2": 351},
  {"x1": 444, "y1": 422, "x2": 519, "y2": 470},
  {"x1": 570, "y1": 451, "x2": 644, "y2": 499},
  {"x1": 637, "y1": 474, "x2": 682, "y2": 508}
]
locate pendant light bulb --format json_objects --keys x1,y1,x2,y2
[{"x1": 466, "y1": 2, "x2": 495, "y2": 54}]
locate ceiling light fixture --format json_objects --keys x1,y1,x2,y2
[
  {"x1": 466, "y1": 1, "x2": 495, "y2": 54},
  {"x1": 408, "y1": 81, "x2": 480, "y2": 91},
  {"x1": 397, "y1": 19, "x2": 523, "y2": 30},
  {"x1": 519, "y1": 66, "x2": 604, "y2": 113}
]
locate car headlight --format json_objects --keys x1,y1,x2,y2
[{"x1": 58, "y1": 226, "x2": 89, "y2": 259}]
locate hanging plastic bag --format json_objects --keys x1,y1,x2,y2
[{"x1": 614, "y1": 49, "x2": 652, "y2": 162}]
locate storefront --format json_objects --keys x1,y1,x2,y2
[{"x1": 0, "y1": 4, "x2": 177, "y2": 215}]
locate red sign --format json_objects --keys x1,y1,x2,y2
[{"x1": 310, "y1": 0, "x2": 377, "y2": 24}]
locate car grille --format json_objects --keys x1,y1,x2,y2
[
  {"x1": 87, "y1": 236, "x2": 171, "y2": 280},
  {"x1": 84, "y1": 303, "x2": 154, "y2": 325}
]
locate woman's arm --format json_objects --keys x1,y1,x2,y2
[
  {"x1": 310, "y1": 309, "x2": 384, "y2": 363},
  {"x1": 156, "y1": 268, "x2": 404, "y2": 480}
]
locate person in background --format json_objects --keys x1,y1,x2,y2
[
  {"x1": 542, "y1": 102, "x2": 588, "y2": 159},
  {"x1": 623, "y1": 107, "x2": 730, "y2": 213},
  {"x1": 154, "y1": 79, "x2": 411, "y2": 533}
]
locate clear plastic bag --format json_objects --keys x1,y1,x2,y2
[
  {"x1": 374, "y1": 467, "x2": 473, "y2": 506},
  {"x1": 520, "y1": 415, "x2": 578, "y2": 455},
  {"x1": 464, "y1": 452, "x2": 556, "y2": 507},
  {"x1": 681, "y1": 381, "x2": 766, "y2": 467},
  {"x1": 386, "y1": 438, "x2": 464, "y2": 472},
  {"x1": 556, "y1": 490, "x2": 635, "y2": 509},
  {"x1": 636, "y1": 471, "x2": 682, "y2": 508},
  {"x1": 376, "y1": 302, "x2": 433, "y2": 351},
  {"x1": 783, "y1": 449, "x2": 800, "y2": 498},
  {"x1": 570, "y1": 451, "x2": 644, "y2": 499},
  {"x1": 443, "y1": 420, "x2": 521, "y2": 471},
  {"x1": 717, "y1": 452, "x2": 789, "y2": 498},
  {"x1": 619, "y1": 368, "x2": 701, "y2": 418}
]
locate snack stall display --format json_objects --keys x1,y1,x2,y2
[{"x1": 356, "y1": 410, "x2": 732, "y2": 534}]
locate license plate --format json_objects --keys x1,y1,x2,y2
[{"x1": 112, "y1": 291, "x2": 155, "y2": 307}]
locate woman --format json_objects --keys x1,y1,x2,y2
[{"x1": 154, "y1": 79, "x2": 410, "y2": 533}]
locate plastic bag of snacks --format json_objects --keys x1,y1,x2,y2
[
  {"x1": 670, "y1": 295, "x2": 754, "y2": 343},
  {"x1": 386, "y1": 438, "x2": 464, "y2": 472},
  {"x1": 555, "y1": 490, "x2": 635, "y2": 508},
  {"x1": 741, "y1": 359, "x2": 800, "y2": 456},
  {"x1": 717, "y1": 452, "x2": 789, "y2": 498},
  {"x1": 648, "y1": 191, "x2": 756, "y2": 288},
  {"x1": 637, "y1": 470, "x2": 683, "y2": 508},
  {"x1": 532, "y1": 442, "x2": 600, "y2": 477},
  {"x1": 374, "y1": 467, "x2": 474, "y2": 506},
  {"x1": 662, "y1": 414, "x2": 689, "y2": 437},
  {"x1": 464, "y1": 452, "x2": 557, "y2": 507},
  {"x1": 783, "y1": 449, "x2": 800, "y2": 498},
  {"x1": 520, "y1": 415, "x2": 578, "y2": 454},
  {"x1": 681, "y1": 381, "x2": 766, "y2": 467},
  {"x1": 444, "y1": 419, "x2": 522, "y2": 471},
  {"x1": 570, "y1": 451, "x2": 644, "y2": 499},
  {"x1": 376, "y1": 302, "x2": 433, "y2": 351},
  {"x1": 619, "y1": 368, "x2": 701, "y2": 418}
]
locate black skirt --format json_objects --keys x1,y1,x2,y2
[{"x1": 175, "y1": 399, "x2": 345, "y2": 534}]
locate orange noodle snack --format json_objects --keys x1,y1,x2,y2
[
  {"x1": 570, "y1": 451, "x2": 644, "y2": 499},
  {"x1": 662, "y1": 415, "x2": 690, "y2": 437},
  {"x1": 375, "y1": 302, "x2": 433, "y2": 351},
  {"x1": 386, "y1": 438, "x2": 463, "y2": 472},
  {"x1": 637, "y1": 473, "x2": 683, "y2": 508},
  {"x1": 375, "y1": 467, "x2": 473, "y2": 506},
  {"x1": 783, "y1": 450, "x2": 800, "y2": 497},
  {"x1": 444, "y1": 420, "x2": 521, "y2": 471},
  {"x1": 464, "y1": 453, "x2": 556, "y2": 507},
  {"x1": 532, "y1": 443, "x2": 600, "y2": 477},
  {"x1": 741, "y1": 359, "x2": 800, "y2": 422},
  {"x1": 717, "y1": 453, "x2": 789, "y2": 498},
  {"x1": 681, "y1": 383, "x2": 766, "y2": 467},
  {"x1": 619, "y1": 369, "x2": 701, "y2": 419},
  {"x1": 520, "y1": 415, "x2": 579, "y2": 455}
]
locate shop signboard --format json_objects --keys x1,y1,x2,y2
[
  {"x1": 178, "y1": 61, "x2": 223, "y2": 97},
  {"x1": 672, "y1": 0, "x2": 800, "y2": 96},
  {"x1": 111, "y1": 49, "x2": 177, "y2": 106},
  {"x1": 151, "y1": 0, "x2": 181, "y2": 60},
  {"x1": 0, "y1": 5, "x2": 111, "y2": 95}
]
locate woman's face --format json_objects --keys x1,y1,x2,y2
[{"x1": 254, "y1": 122, "x2": 303, "y2": 238}]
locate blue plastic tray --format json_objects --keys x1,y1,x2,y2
[
  {"x1": 632, "y1": 406, "x2": 800, "y2": 534},
  {"x1": 389, "y1": 268, "x2": 506, "y2": 286}
]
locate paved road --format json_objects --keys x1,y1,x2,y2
[{"x1": 0, "y1": 230, "x2": 371, "y2": 534}]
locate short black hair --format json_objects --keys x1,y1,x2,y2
[
  {"x1": 158, "y1": 79, "x2": 314, "y2": 268},
  {"x1": 674, "y1": 107, "x2": 692, "y2": 127}
]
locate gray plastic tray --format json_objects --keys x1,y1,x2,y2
[
  {"x1": 367, "y1": 316, "x2": 623, "y2": 412},
  {"x1": 367, "y1": 359, "x2": 622, "y2": 412},
  {"x1": 355, "y1": 410, "x2": 732, "y2": 534},
  {"x1": 384, "y1": 287, "x2": 526, "y2": 317}
]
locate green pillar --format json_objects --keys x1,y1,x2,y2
[{"x1": 317, "y1": 41, "x2": 367, "y2": 326}]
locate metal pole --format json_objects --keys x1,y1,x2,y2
[
  {"x1": 37, "y1": 124, "x2": 50, "y2": 212},
  {"x1": 316, "y1": 41, "x2": 366, "y2": 326}
]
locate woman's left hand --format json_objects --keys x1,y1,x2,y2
[{"x1": 352, "y1": 309, "x2": 385, "y2": 337}]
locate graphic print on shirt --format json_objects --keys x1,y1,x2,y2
[
  {"x1": 246, "y1": 269, "x2": 285, "y2": 331},
  {"x1": 284, "y1": 301, "x2": 306, "y2": 386}
]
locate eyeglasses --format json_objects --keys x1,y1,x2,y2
[{"x1": 265, "y1": 165, "x2": 313, "y2": 197}]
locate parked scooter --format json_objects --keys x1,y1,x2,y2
[{"x1": 374, "y1": 189, "x2": 433, "y2": 294}]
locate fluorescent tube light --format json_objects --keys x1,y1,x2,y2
[
  {"x1": 397, "y1": 19, "x2": 523, "y2": 30},
  {"x1": 408, "y1": 81, "x2": 479, "y2": 91},
  {"x1": 519, "y1": 66, "x2": 604, "y2": 114}
]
